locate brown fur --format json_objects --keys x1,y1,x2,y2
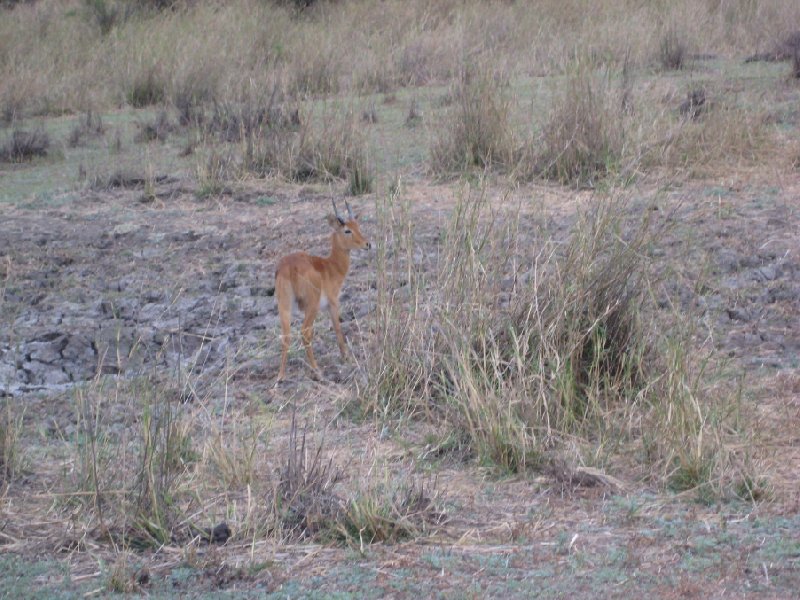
[{"x1": 275, "y1": 212, "x2": 370, "y2": 381}]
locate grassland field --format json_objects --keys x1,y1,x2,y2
[{"x1": 1, "y1": 1, "x2": 800, "y2": 597}]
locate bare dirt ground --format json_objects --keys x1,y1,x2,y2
[{"x1": 1, "y1": 175, "x2": 799, "y2": 597}]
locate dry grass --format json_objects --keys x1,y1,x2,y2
[
  {"x1": 430, "y1": 67, "x2": 517, "y2": 176},
  {"x1": 0, "y1": 400, "x2": 24, "y2": 483},
  {"x1": 645, "y1": 102, "x2": 778, "y2": 178},
  {"x1": 0, "y1": 0, "x2": 796, "y2": 592},
  {"x1": 532, "y1": 62, "x2": 626, "y2": 186},
  {"x1": 358, "y1": 185, "x2": 758, "y2": 495},
  {"x1": 0, "y1": 127, "x2": 50, "y2": 162},
  {"x1": 241, "y1": 106, "x2": 371, "y2": 186},
  {"x1": 3, "y1": 1, "x2": 800, "y2": 117}
]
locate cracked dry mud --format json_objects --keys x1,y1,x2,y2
[
  {"x1": 0, "y1": 188, "x2": 377, "y2": 397},
  {"x1": 0, "y1": 182, "x2": 798, "y2": 398}
]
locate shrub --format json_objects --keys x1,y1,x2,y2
[{"x1": 0, "y1": 127, "x2": 50, "y2": 162}]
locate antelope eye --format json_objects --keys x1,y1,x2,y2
[{"x1": 344, "y1": 229, "x2": 352, "y2": 235}]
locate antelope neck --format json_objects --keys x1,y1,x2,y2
[{"x1": 327, "y1": 233, "x2": 351, "y2": 276}]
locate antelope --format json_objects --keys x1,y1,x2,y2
[{"x1": 274, "y1": 199, "x2": 371, "y2": 382}]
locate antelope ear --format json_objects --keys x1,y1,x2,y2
[{"x1": 327, "y1": 214, "x2": 345, "y2": 228}]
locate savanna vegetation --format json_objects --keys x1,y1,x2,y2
[{"x1": 1, "y1": 0, "x2": 799, "y2": 596}]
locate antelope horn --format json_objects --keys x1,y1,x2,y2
[
  {"x1": 331, "y1": 199, "x2": 344, "y2": 222},
  {"x1": 345, "y1": 200, "x2": 354, "y2": 220}
]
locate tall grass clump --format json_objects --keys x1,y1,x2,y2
[
  {"x1": 1, "y1": 400, "x2": 24, "y2": 483},
  {"x1": 533, "y1": 63, "x2": 626, "y2": 187},
  {"x1": 131, "y1": 383, "x2": 194, "y2": 546},
  {"x1": 243, "y1": 106, "x2": 372, "y2": 186},
  {"x1": 430, "y1": 67, "x2": 517, "y2": 176},
  {"x1": 658, "y1": 21, "x2": 689, "y2": 70},
  {"x1": 360, "y1": 185, "x2": 756, "y2": 493},
  {"x1": 271, "y1": 413, "x2": 342, "y2": 540},
  {"x1": 435, "y1": 199, "x2": 651, "y2": 472},
  {"x1": 358, "y1": 188, "x2": 440, "y2": 418},
  {"x1": 68, "y1": 377, "x2": 195, "y2": 548}
]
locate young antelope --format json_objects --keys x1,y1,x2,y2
[{"x1": 274, "y1": 199, "x2": 370, "y2": 381}]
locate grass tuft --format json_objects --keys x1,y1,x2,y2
[
  {"x1": 134, "y1": 110, "x2": 175, "y2": 143},
  {"x1": 430, "y1": 68, "x2": 516, "y2": 176},
  {"x1": 0, "y1": 127, "x2": 50, "y2": 162},
  {"x1": 1, "y1": 400, "x2": 24, "y2": 483},
  {"x1": 659, "y1": 22, "x2": 689, "y2": 70},
  {"x1": 68, "y1": 109, "x2": 106, "y2": 147},
  {"x1": 533, "y1": 63, "x2": 624, "y2": 187},
  {"x1": 335, "y1": 474, "x2": 443, "y2": 548},
  {"x1": 272, "y1": 412, "x2": 342, "y2": 540},
  {"x1": 126, "y1": 66, "x2": 167, "y2": 108}
]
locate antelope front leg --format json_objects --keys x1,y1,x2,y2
[{"x1": 328, "y1": 301, "x2": 348, "y2": 359}]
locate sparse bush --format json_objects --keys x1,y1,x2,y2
[{"x1": 0, "y1": 127, "x2": 50, "y2": 162}]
